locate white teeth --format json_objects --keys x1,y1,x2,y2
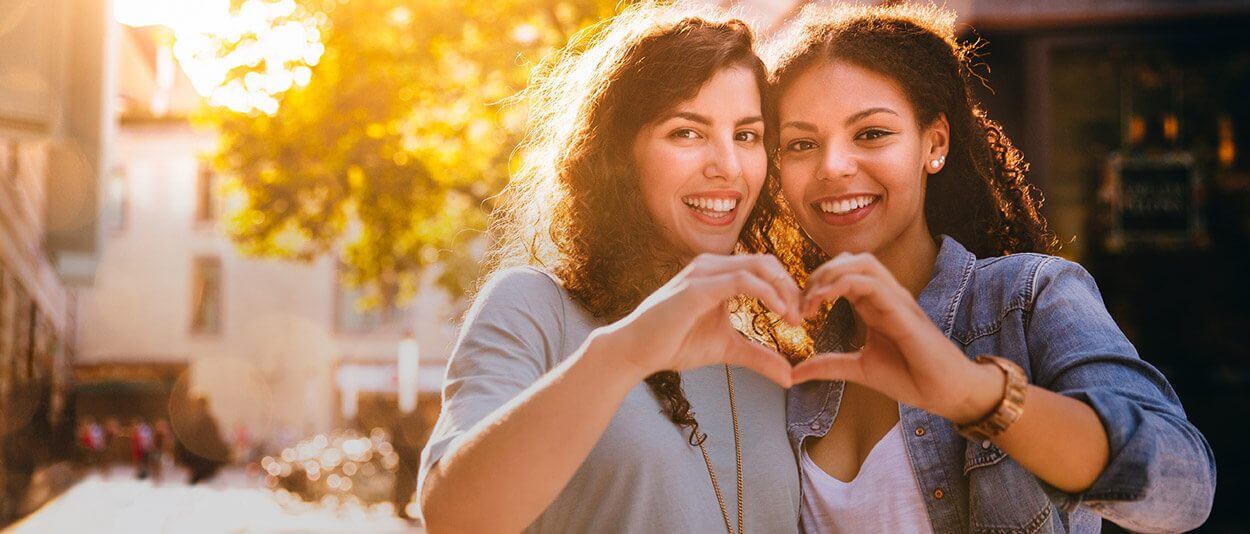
[
  {"x1": 683, "y1": 196, "x2": 738, "y2": 213},
  {"x1": 818, "y1": 195, "x2": 876, "y2": 215}
]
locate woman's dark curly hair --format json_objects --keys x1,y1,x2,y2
[
  {"x1": 482, "y1": 2, "x2": 772, "y2": 445},
  {"x1": 742, "y1": 4, "x2": 1059, "y2": 354}
]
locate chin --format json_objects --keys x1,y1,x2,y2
[
  {"x1": 686, "y1": 236, "x2": 738, "y2": 257},
  {"x1": 811, "y1": 230, "x2": 876, "y2": 256}
]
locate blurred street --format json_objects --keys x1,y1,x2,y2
[{"x1": 7, "y1": 466, "x2": 420, "y2": 534}]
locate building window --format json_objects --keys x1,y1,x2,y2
[
  {"x1": 1, "y1": 140, "x2": 18, "y2": 185},
  {"x1": 195, "y1": 161, "x2": 217, "y2": 223},
  {"x1": 0, "y1": 271, "x2": 10, "y2": 393},
  {"x1": 11, "y1": 287, "x2": 29, "y2": 384},
  {"x1": 103, "y1": 165, "x2": 128, "y2": 233},
  {"x1": 335, "y1": 268, "x2": 385, "y2": 334},
  {"x1": 26, "y1": 308, "x2": 41, "y2": 380},
  {"x1": 0, "y1": 141, "x2": 10, "y2": 184},
  {"x1": 190, "y1": 257, "x2": 222, "y2": 335}
]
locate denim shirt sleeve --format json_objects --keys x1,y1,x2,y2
[{"x1": 1025, "y1": 257, "x2": 1216, "y2": 533}]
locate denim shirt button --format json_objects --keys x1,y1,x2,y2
[
  {"x1": 981, "y1": 439, "x2": 991, "y2": 449},
  {"x1": 933, "y1": 488, "x2": 945, "y2": 500},
  {"x1": 914, "y1": 427, "x2": 926, "y2": 437},
  {"x1": 809, "y1": 421, "x2": 821, "y2": 431}
]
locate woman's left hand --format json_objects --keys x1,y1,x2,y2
[{"x1": 793, "y1": 252, "x2": 1003, "y2": 424}]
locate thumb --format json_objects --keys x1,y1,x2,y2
[
  {"x1": 791, "y1": 352, "x2": 864, "y2": 385},
  {"x1": 724, "y1": 335, "x2": 793, "y2": 388}
]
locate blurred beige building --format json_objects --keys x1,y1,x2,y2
[{"x1": 72, "y1": 23, "x2": 454, "y2": 451}]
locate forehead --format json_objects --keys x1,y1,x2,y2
[
  {"x1": 670, "y1": 66, "x2": 762, "y2": 116},
  {"x1": 778, "y1": 60, "x2": 914, "y2": 122}
]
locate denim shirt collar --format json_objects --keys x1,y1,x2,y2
[
  {"x1": 787, "y1": 234, "x2": 977, "y2": 442},
  {"x1": 917, "y1": 234, "x2": 978, "y2": 337}
]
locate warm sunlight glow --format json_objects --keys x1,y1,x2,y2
[{"x1": 114, "y1": 0, "x2": 323, "y2": 115}]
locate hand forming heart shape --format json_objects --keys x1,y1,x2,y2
[{"x1": 785, "y1": 251, "x2": 1004, "y2": 424}]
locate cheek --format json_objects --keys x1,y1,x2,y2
[
  {"x1": 741, "y1": 148, "x2": 768, "y2": 195},
  {"x1": 635, "y1": 145, "x2": 685, "y2": 210},
  {"x1": 777, "y1": 160, "x2": 813, "y2": 213},
  {"x1": 872, "y1": 152, "x2": 925, "y2": 203}
]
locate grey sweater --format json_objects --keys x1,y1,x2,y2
[{"x1": 419, "y1": 267, "x2": 800, "y2": 533}]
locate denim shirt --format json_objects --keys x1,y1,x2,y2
[{"x1": 788, "y1": 235, "x2": 1217, "y2": 533}]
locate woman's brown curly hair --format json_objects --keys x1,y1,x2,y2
[
  {"x1": 481, "y1": 2, "x2": 771, "y2": 445},
  {"x1": 742, "y1": 4, "x2": 1060, "y2": 354}
]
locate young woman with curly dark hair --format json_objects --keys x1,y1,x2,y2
[
  {"x1": 752, "y1": 4, "x2": 1216, "y2": 533},
  {"x1": 418, "y1": 4, "x2": 805, "y2": 532}
]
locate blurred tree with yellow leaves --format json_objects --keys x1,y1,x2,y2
[{"x1": 196, "y1": 0, "x2": 621, "y2": 308}]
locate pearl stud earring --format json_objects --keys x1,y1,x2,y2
[{"x1": 930, "y1": 156, "x2": 945, "y2": 169}]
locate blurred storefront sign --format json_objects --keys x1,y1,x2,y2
[{"x1": 1101, "y1": 152, "x2": 1204, "y2": 251}]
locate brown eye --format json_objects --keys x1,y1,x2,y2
[
  {"x1": 670, "y1": 128, "x2": 701, "y2": 140},
  {"x1": 735, "y1": 130, "x2": 760, "y2": 143},
  {"x1": 786, "y1": 139, "x2": 817, "y2": 152},
  {"x1": 857, "y1": 129, "x2": 894, "y2": 141}
]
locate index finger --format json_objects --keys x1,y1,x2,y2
[{"x1": 690, "y1": 255, "x2": 802, "y2": 323}]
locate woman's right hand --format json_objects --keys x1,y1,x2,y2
[{"x1": 592, "y1": 254, "x2": 802, "y2": 387}]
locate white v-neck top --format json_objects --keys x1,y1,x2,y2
[{"x1": 799, "y1": 422, "x2": 935, "y2": 533}]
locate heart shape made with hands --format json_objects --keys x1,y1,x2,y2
[
  {"x1": 749, "y1": 252, "x2": 1000, "y2": 423},
  {"x1": 758, "y1": 251, "x2": 925, "y2": 328}
]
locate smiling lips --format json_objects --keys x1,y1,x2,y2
[
  {"x1": 812, "y1": 193, "x2": 880, "y2": 226},
  {"x1": 682, "y1": 192, "x2": 741, "y2": 227}
]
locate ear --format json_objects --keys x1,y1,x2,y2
[{"x1": 924, "y1": 113, "x2": 950, "y2": 174}]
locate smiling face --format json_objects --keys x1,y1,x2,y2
[
  {"x1": 632, "y1": 65, "x2": 767, "y2": 260},
  {"x1": 777, "y1": 60, "x2": 948, "y2": 261}
]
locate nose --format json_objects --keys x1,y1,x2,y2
[
  {"x1": 703, "y1": 136, "x2": 742, "y2": 182},
  {"x1": 820, "y1": 143, "x2": 856, "y2": 180}
]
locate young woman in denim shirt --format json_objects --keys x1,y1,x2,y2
[{"x1": 747, "y1": 5, "x2": 1217, "y2": 532}]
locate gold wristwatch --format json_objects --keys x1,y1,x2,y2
[{"x1": 955, "y1": 355, "x2": 1027, "y2": 443}]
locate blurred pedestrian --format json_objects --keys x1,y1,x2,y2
[
  {"x1": 102, "y1": 417, "x2": 121, "y2": 478},
  {"x1": 149, "y1": 419, "x2": 171, "y2": 483},
  {"x1": 78, "y1": 418, "x2": 107, "y2": 476},
  {"x1": 391, "y1": 414, "x2": 422, "y2": 521},
  {"x1": 232, "y1": 424, "x2": 253, "y2": 464},
  {"x1": 173, "y1": 396, "x2": 229, "y2": 485},
  {"x1": 130, "y1": 418, "x2": 153, "y2": 480}
]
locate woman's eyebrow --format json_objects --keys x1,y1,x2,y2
[
  {"x1": 660, "y1": 112, "x2": 763, "y2": 128},
  {"x1": 844, "y1": 107, "x2": 899, "y2": 126},
  {"x1": 661, "y1": 111, "x2": 712, "y2": 126},
  {"x1": 779, "y1": 120, "x2": 819, "y2": 132},
  {"x1": 779, "y1": 109, "x2": 898, "y2": 134}
]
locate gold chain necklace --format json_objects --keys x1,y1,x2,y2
[{"x1": 696, "y1": 364, "x2": 744, "y2": 534}]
